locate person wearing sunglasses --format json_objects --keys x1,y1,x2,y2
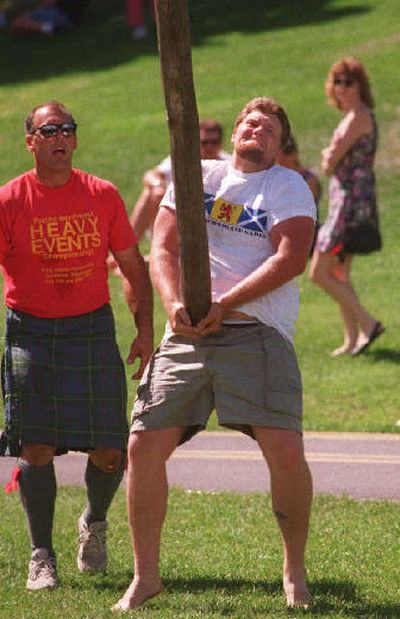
[
  {"x1": 310, "y1": 57, "x2": 384, "y2": 357},
  {"x1": 126, "y1": 118, "x2": 230, "y2": 246},
  {"x1": 0, "y1": 101, "x2": 153, "y2": 591}
]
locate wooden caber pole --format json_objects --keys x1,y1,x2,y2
[{"x1": 154, "y1": 0, "x2": 211, "y2": 325}]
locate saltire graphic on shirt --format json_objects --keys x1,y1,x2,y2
[{"x1": 204, "y1": 192, "x2": 268, "y2": 234}]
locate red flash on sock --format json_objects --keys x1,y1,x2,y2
[{"x1": 5, "y1": 466, "x2": 21, "y2": 493}]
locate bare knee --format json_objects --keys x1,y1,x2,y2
[
  {"x1": 308, "y1": 264, "x2": 318, "y2": 284},
  {"x1": 309, "y1": 260, "x2": 324, "y2": 286},
  {"x1": 256, "y1": 429, "x2": 308, "y2": 473},
  {"x1": 89, "y1": 448, "x2": 123, "y2": 473},
  {"x1": 309, "y1": 252, "x2": 333, "y2": 287},
  {"x1": 128, "y1": 432, "x2": 162, "y2": 465},
  {"x1": 331, "y1": 259, "x2": 351, "y2": 284},
  {"x1": 276, "y1": 442, "x2": 308, "y2": 472},
  {"x1": 128, "y1": 428, "x2": 183, "y2": 468},
  {"x1": 271, "y1": 441, "x2": 306, "y2": 475},
  {"x1": 21, "y1": 444, "x2": 56, "y2": 466}
]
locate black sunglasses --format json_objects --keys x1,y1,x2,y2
[
  {"x1": 31, "y1": 122, "x2": 78, "y2": 138},
  {"x1": 333, "y1": 78, "x2": 354, "y2": 87}
]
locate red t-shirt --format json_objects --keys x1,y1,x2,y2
[{"x1": 0, "y1": 169, "x2": 136, "y2": 317}]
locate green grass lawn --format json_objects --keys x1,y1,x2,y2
[
  {"x1": 0, "y1": 5, "x2": 399, "y2": 618},
  {"x1": 0, "y1": 487, "x2": 399, "y2": 619},
  {"x1": 0, "y1": 0, "x2": 399, "y2": 432}
]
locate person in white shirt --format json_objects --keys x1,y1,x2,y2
[
  {"x1": 129, "y1": 119, "x2": 230, "y2": 242},
  {"x1": 113, "y1": 97, "x2": 316, "y2": 613}
]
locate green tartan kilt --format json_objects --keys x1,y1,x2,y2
[{"x1": 1, "y1": 304, "x2": 128, "y2": 457}]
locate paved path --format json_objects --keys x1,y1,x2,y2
[{"x1": 1, "y1": 431, "x2": 399, "y2": 501}]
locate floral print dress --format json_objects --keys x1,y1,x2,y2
[{"x1": 316, "y1": 110, "x2": 379, "y2": 256}]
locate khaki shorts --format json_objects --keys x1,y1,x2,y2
[{"x1": 131, "y1": 323, "x2": 303, "y2": 444}]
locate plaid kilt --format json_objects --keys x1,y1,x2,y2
[{"x1": 0, "y1": 304, "x2": 128, "y2": 457}]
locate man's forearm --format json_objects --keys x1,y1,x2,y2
[
  {"x1": 218, "y1": 251, "x2": 307, "y2": 316},
  {"x1": 115, "y1": 247, "x2": 154, "y2": 338},
  {"x1": 131, "y1": 264, "x2": 153, "y2": 337},
  {"x1": 122, "y1": 275, "x2": 153, "y2": 337},
  {"x1": 150, "y1": 247, "x2": 182, "y2": 319}
]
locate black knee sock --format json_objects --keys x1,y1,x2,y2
[
  {"x1": 18, "y1": 459, "x2": 56, "y2": 557},
  {"x1": 84, "y1": 457, "x2": 124, "y2": 525}
]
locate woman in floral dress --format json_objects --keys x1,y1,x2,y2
[{"x1": 310, "y1": 57, "x2": 384, "y2": 357}]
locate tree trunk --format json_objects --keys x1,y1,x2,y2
[{"x1": 155, "y1": 0, "x2": 211, "y2": 325}]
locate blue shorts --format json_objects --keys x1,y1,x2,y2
[{"x1": 29, "y1": 6, "x2": 73, "y2": 31}]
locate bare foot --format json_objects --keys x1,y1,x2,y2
[
  {"x1": 111, "y1": 576, "x2": 164, "y2": 613},
  {"x1": 284, "y1": 574, "x2": 311, "y2": 610},
  {"x1": 352, "y1": 333, "x2": 369, "y2": 352},
  {"x1": 330, "y1": 344, "x2": 353, "y2": 357},
  {"x1": 351, "y1": 321, "x2": 385, "y2": 356}
]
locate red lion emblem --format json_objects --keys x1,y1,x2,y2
[{"x1": 217, "y1": 202, "x2": 233, "y2": 222}]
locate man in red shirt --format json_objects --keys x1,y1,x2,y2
[{"x1": 0, "y1": 101, "x2": 153, "y2": 591}]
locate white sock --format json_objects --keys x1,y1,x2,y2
[{"x1": 41, "y1": 21, "x2": 54, "y2": 35}]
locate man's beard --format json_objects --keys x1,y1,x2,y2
[{"x1": 237, "y1": 145, "x2": 265, "y2": 164}]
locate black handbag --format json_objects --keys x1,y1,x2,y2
[{"x1": 342, "y1": 220, "x2": 382, "y2": 254}]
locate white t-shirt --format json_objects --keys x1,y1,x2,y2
[
  {"x1": 157, "y1": 151, "x2": 231, "y2": 183},
  {"x1": 161, "y1": 160, "x2": 316, "y2": 342}
]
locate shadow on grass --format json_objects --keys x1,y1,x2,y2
[
  {"x1": 368, "y1": 347, "x2": 400, "y2": 363},
  {"x1": 82, "y1": 574, "x2": 400, "y2": 617},
  {"x1": 190, "y1": 0, "x2": 370, "y2": 43},
  {"x1": 0, "y1": 0, "x2": 371, "y2": 86},
  {"x1": 306, "y1": 579, "x2": 400, "y2": 617},
  {"x1": 167, "y1": 577, "x2": 400, "y2": 617},
  {"x1": 164, "y1": 575, "x2": 282, "y2": 595},
  {"x1": 76, "y1": 573, "x2": 284, "y2": 595}
]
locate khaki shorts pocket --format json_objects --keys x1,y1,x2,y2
[
  {"x1": 259, "y1": 326, "x2": 302, "y2": 415},
  {"x1": 132, "y1": 346, "x2": 160, "y2": 418}
]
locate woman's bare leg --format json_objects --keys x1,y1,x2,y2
[
  {"x1": 329, "y1": 256, "x2": 358, "y2": 355},
  {"x1": 309, "y1": 252, "x2": 375, "y2": 354}
]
